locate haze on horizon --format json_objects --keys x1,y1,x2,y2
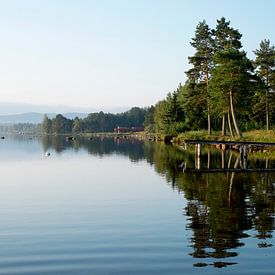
[{"x1": 0, "y1": 0, "x2": 274, "y2": 112}]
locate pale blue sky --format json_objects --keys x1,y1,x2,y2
[{"x1": 0, "y1": 0, "x2": 274, "y2": 111}]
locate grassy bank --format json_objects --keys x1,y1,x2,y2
[
  {"x1": 66, "y1": 129, "x2": 275, "y2": 144},
  {"x1": 174, "y1": 130, "x2": 275, "y2": 144}
]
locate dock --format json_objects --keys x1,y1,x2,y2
[
  {"x1": 183, "y1": 139, "x2": 275, "y2": 147},
  {"x1": 183, "y1": 168, "x2": 275, "y2": 173},
  {"x1": 181, "y1": 139, "x2": 275, "y2": 172}
]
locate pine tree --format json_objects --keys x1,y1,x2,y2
[
  {"x1": 209, "y1": 17, "x2": 255, "y2": 138},
  {"x1": 186, "y1": 20, "x2": 214, "y2": 135},
  {"x1": 163, "y1": 86, "x2": 185, "y2": 135},
  {"x1": 72, "y1": 117, "x2": 82, "y2": 134},
  {"x1": 41, "y1": 114, "x2": 51, "y2": 134},
  {"x1": 154, "y1": 100, "x2": 167, "y2": 133},
  {"x1": 179, "y1": 81, "x2": 208, "y2": 130},
  {"x1": 253, "y1": 39, "x2": 275, "y2": 130}
]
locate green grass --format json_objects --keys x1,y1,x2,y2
[
  {"x1": 242, "y1": 130, "x2": 275, "y2": 142},
  {"x1": 174, "y1": 130, "x2": 275, "y2": 143}
]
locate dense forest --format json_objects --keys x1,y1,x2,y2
[
  {"x1": 41, "y1": 107, "x2": 147, "y2": 134},
  {"x1": 145, "y1": 17, "x2": 275, "y2": 137},
  {"x1": 41, "y1": 17, "x2": 275, "y2": 136}
]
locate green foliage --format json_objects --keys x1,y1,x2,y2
[
  {"x1": 185, "y1": 20, "x2": 214, "y2": 134},
  {"x1": 179, "y1": 82, "x2": 208, "y2": 130},
  {"x1": 41, "y1": 107, "x2": 147, "y2": 134},
  {"x1": 253, "y1": 39, "x2": 275, "y2": 129},
  {"x1": 210, "y1": 49, "x2": 256, "y2": 118},
  {"x1": 41, "y1": 114, "x2": 52, "y2": 134},
  {"x1": 153, "y1": 86, "x2": 186, "y2": 136},
  {"x1": 154, "y1": 100, "x2": 167, "y2": 133},
  {"x1": 187, "y1": 20, "x2": 214, "y2": 83},
  {"x1": 177, "y1": 130, "x2": 211, "y2": 141},
  {"x1": 72, "y1": 117, "x2": 82, "y2": 134},
  {"x1": 51, "y1": 114, "x2": 73, "y2": 134},
  {"x1": 144, "y1": 105, "x2": 155, "y2": 132}
]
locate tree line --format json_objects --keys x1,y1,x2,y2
[
  {"x1": 145, "y1": 17, "x2": 275, "y2": 137},
  {"x1": 0, "y1": 123, "x2": 39, "y2": 134},
  {"x1": 41, "y1": 107, "x2": 147, "y2": 134},
  {"x1": 41, "y1": 17, "x2": 274, "y2": 136}
]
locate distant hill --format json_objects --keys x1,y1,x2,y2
[
  {"x1": 0, "y1": 112, "x2": 88, "y2": 124},
  {"x1": 0, "y1": 102, "x2": 129, "y2": 116}
]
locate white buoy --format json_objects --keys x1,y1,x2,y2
[{"x1": 45, "y1": 151, "x2": 51, "y2": 157}]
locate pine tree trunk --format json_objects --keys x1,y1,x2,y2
[
  {"x1": 266, "y1": 74, "x2": 270, "y2": 131},
  {"x1": 266, "y1": 91, "x2": 269, "y2": 131},
  {"x1": 208, "y1": 104, "x2": 211, "y2": 136},
  {"x1": 227, "y1": 109, "x2": 234, "y2": 138},
  {"x1": 221, "y1": 113, "x2": 226, "y2": 136},
  {"x1": 229, "y1": 89, "x2": 242, "y2": 138},
  {"x1": 206, "y1": 69, "x2": 211, "y2": 136}
]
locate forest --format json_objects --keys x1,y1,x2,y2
[
  {"x1": 42, "y1": 17, "x2": 275, "y2": 137},
  {"x1": 41, "y1": 107, "x2": 147, "y2": 134}
]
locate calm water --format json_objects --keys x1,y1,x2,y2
[{"x1": 0, "y1": 135, "x2": 274, "y2": 274}]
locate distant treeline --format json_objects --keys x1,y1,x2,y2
[
  {"x1": 41, "y1": 107, "x2": 147, "y2": 134},
  {"x1": 143, "y1": 17, "x2": 275, "y2": 137},
  {"x1": 0, "y1": 123, "x2": 39, "y2": 134}
]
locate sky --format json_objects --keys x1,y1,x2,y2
[{"x1": 0, "y1": 0, "x2": 274, "y2": 113}]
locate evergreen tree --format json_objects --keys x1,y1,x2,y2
[
  {"x1": 41, "y1": 114, "x2": 52, "y2": 134},
  {"x1": 154, "y1": 100, "x2": 168, "y2": 134},
  {"x1": 72, "y1": 117, "x2": 82, "y2": 134},
  {"x1": 179, "y1": 81, "x2": 207, "y2": 130},
  {"x1": 186, "y1": 20, "x2": 214, "y2": 135},
  {"x1": 163, "y1": 86, "x2": 185, "y2": 135},
  {"x1": 209, "y1": 17, "x2": 255, "y2": 138},
  {"x1": 144, "y1": 106, "x2": 155, "y2": 132},
  {"x1": 253, "y1": 39, "x2": 275, "y2": 130},
  {"x1": 52, "y1": 114, "x2": 72, "y2": 134}
]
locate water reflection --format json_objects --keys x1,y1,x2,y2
[
  {"x1": 41, "y1": 135, "x2": 145, "y2": 162},
  {"x1": 146, "y1": 142, "x2": 275, "y2": 268},
  {"x1": 41, "y1": 136, "x2": 275, "y2": 268}
]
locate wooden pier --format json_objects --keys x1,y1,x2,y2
[
  {"x1": 183, "y1": 168, "x2": 275, "y2": 173},
  {"x1": 183, "y1": 139, "x2": 275, "y2": 147},
  {"x1": 183, "y1": 139, "x2": 275, "y2": 162},
  {"x1": 181, "y1": 139, "x2": 275, "y2": 173}
]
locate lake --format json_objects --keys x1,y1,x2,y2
[{"x1": 0, "y1": 135, "x2": 274, "y2": 274}]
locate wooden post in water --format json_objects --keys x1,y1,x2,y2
[
  {"x1": 195, "y1": 143, "x2": 201, "y2": 170},
  {"x1": 228, "y1": 152, "x2": 233, "y2": 169},
  {"x1": 239, "y1": 145, "x2": 244, "y2": 169},
  {"x1": 243, "y1": 145, "x2": 248, "y2": 170},
  {"x1": 207, "y1": 148, "x2": 211, "y2": 169},
  {"x1": 221, "y1": 150, "x2": 225, "y2": 169}
]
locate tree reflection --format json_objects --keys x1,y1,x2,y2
[
  {"x1": 40, "y1": 135, "x2": 145, "y2": 162},
  {"x1": 144, "y1": 142, "x2": 275, "y2": 268},
  {"x1": 39, "y1": 136, "x2": 275, "y2": 268}
]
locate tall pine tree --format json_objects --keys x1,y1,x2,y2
[
  {"x1": 186, "y1": 20, "x2": 214, "y2": 135},
  {"x1": 253, "y1": 39, "x2": 275, "y2": 130},
  {"x1": 209, "y1": 17, "x2": 255, "y2": 138}
]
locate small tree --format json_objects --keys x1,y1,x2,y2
[
  {"x1": 41, "y1": 114, "x2": 51, "y2": 134},
  {"x1": 72, "y1": 117, "x2": 82, "y2": 134},
  {"x1": 144, "y1": 106, "x2": 155, "y2": 132}
]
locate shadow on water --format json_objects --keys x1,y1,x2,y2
[{"x1": 41, "y1": 135, "x2": 275, "y2": 269}]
